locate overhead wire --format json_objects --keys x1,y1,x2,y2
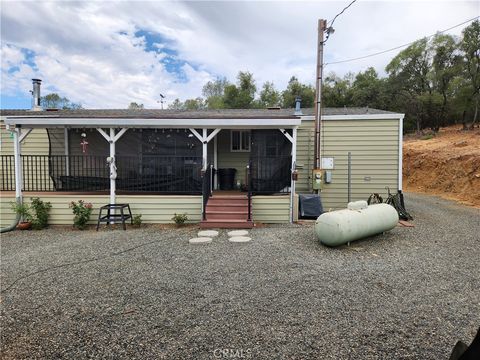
[
  {"x1": 325, "y1": 15, "x2": 479, "y2": 65},
  {"x1": 324, "y1": 0, "x2": 358, "y2": 43}
]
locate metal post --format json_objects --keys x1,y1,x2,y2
[
  {"x1": 314, "y1": 19, "x2": 327, "y2": 170},
  {"x1": 347, "y1": 152, "x2": 352, "y2": 203},
  {"x1": 213, "y1": 135, "x2": 218, "y2": 189},
  {"x1": 13, "y1": 128, "x2": 22, "y2": 200}
]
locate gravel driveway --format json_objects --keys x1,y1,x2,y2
[{"x1": 1, "y1": 193, "x2": 479, "y2": 359}]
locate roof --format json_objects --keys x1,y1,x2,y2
[{"x1": 0, "y1": 107, "x2": 399, "y2": 119}]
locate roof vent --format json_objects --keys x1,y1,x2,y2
[
  {"x1": 294, "y1": 96, "x2": 302, "y2": 116},
  {"x1": 31, "y1": 79, "x2": 43, "y2": 111}
]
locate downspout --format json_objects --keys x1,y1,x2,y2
[
  {"x1": 2, "y1": 127, "x2": 23, "y2": 233},
  {"x1": 0, "y1": 197, "x2": 21, "y2": 233}
]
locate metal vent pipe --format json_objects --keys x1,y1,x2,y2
[{"x1": 32, "y1": 78, "x2": 42, "y2": 111}]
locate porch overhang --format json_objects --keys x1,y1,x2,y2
[{"x1": 3, "y1": 116, "x2": 301, "y2": 129}]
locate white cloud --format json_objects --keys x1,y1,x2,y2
[{"x1": 1, "y1": 0, "x2": 478, "y2": 108}]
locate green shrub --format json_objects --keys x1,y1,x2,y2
[
  {"x1": 30, "y1": 197, "x2": 52, "y2": 230},
  {"x1": 10, "y1": 201, "x2": 32, "y2": 222},
  {"x1": 69, "y1": 200, "x2": 93, "y2": 230},
  {"x1": 172, "y1": 213, "x2": 188, "y2": 226},
  {"x1": 132, "y1": 214, "x2": 142, "y2": 227}
]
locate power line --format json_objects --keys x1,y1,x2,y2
[
  {"x1": 325, "y1": 16, "x2": 479, "y2": 66},
  {"x1": 325, "y1": 0, "x2": 358, "y2": 43},
  {"x1": 328, "y1": 0, "x2": 358, "y2": 28}
]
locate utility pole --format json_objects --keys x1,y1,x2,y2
[{"x1": 314, "y1": 19, "x2": 327, "y2": 170}]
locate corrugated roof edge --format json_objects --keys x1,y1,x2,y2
[{"x1": 0, "y1": 107, "x2": 401, "y2": 118}]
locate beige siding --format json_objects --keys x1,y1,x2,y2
[
  {"x1": 252, "y1": 195, "x2": 290, "y2": 223},
  {"x1": 1, "y1": 123, "x2": 53, "y2": 190},
  {"x1": 0, "y1": 194, "x2": 202, "y2": 227},
  {"x1": 0, "y1": 194, "x2": 291, "y2": 226},
  {"x1": 296, "y1": 118, "x2": 400, "y2": 210},
  {"x1": 217, "y1": 129, "x2": 249, "y2": 187}
]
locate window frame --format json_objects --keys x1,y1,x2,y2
[{"x1": 230, "y1": 130, "x2": 251, "y2": 152}]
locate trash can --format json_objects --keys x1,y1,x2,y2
[{"x1": 218, "y1": 168, "x2": 237, "y2": 190}]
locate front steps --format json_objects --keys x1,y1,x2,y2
[{"x1": 200, "y1": 194, "x2": 253, "y2": 229}]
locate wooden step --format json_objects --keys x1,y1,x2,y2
[
  {"x1": 200, "y1": 220, "x2": 253, "y2": 229},
  {"x1": 208, "y1": 198, "x2": 248, "y2": 205},
  {"x1": 206, "y1": 204, "x2": 248, "y2": 212},
  {"x1": 206, "y1": 210, "x2": 248, "y2": 220}
]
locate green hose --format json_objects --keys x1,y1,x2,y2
[{"x1": 0, "y1": 197, "x2": 21, "y2": 233}]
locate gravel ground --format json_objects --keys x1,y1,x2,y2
[{"x1": 1, "y1": 193, "x2": 479, "y2": 359}]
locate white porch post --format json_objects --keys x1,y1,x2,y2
[
  {"x1": 13, "y1": 128, "x2": 23, "y2": 200},
  {"x1": 202, "y1": 128, "x2": 208, "y2": 170},
  {"x1": 109, "y1": 128, "x2": 116, "y2": 205},
  {"x1": 189, "y1": 128, "x2": 221, "y2": 171},
  {"x1": 290, "y1": 127, "x2": 297, "y2": 223},
  {"x1": 64, "y1": 128, "x2": 70, "y2": 176},
  {"x1": 97, "y1": 127, "x2": 128, "y2": 207},
  {"x1": 280, "y1": 128, "x2": 297, "y2": 223}
]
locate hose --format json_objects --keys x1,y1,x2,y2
[
  {"x1": 0, "y1": 197, "x2": 21, "y2": 233},
  {"x1": 385, "y1": 187, "x2": 413, "y2": 221}
]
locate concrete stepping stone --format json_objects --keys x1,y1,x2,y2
[
  {"x1": 198, "y1": 230, "x2": 219, "y2": 237},
  {"x1": 227, "y1": 230, "x2": 249, "y2": 237},
  {"x1": 228, "y1": 236, "x2": 252, "y2": 243},
  {"x1": 189, "y1": 237, "x2": 212, "y2": 244}
]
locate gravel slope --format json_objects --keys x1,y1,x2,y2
[{"x1": 1, "y1": 193, "x2": 479, "y2": 359}]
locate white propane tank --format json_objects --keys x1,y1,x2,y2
[{"x1": 315, "y1": 203, "x2": 399, "y2": 247}]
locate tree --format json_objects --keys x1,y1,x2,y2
[
  {"x1": 128, "y1": 102, "x2": 144, "y2": 110},
  {"x1": 183, "y1": 97, "x2": 205, "y2": 110},
  {"x1": 202, "y1": 77, "x2": 229, "y2": 109},
  {"x1": 281, "y1": 76, "x2": 315, "y2": 108},
  {"x1": 430, "y1": 34, "x2": 462, "y2": 130},
  {"x1": 41, "y1": 93, "x2": 82, "y2": 109},
  {"x1": 386, "y1": 38, "x2": 434, "y2": 132},
  {"x1": 259, "y1": 81, "x2": 281, "y2": 108},
  {"x1": 168, "y1": 97, "x2": 206, "y2": 110},
  {"x1": 460, "y1": 20, "x2": 480, "y2": 129},
  {"x1": 168, "y1": 98, "x2": 184, "y2": 110},
  {"x1": 351, "y1": 67, "x2": 390, "y2": 109},
  {"x1": 223, "y1": 71, "x2": 257, "y2": 108},
  {"x1": 322, "y1": 72, "x2": 354, "y2": 108}
]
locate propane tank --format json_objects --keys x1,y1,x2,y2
[{"x1": 315, "y1": 202, "x2": 399, "y2": 247}]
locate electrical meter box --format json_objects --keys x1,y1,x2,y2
[{"x1": 312, "y1": 169, "x2": 323, "y2": 190}]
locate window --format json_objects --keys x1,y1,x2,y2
[{"x1": 231, "y1": 130, "x2": 250, "y2": 152}]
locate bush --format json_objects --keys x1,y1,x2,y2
[
  {"x1": 132, "y1": 214, "x2": 142, "y2": 227},
  {"x1": 30, "y1": 197, "x2": 52, "y2": 230},
  {"x1": 10, "y1": 201, "x2": 32, "y2": 222},
  {"x1": 70, "y1": 200, "x2": 93, "y2": 230},
  {"x1": 172, "y1": 213, "x2": 188, "y2": 226}
]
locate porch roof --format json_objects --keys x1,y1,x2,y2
[
  {"x1": 2, "y1": 117, "x2": 301, "y2": 129},
  {"x1": 0, "y1": 107, "x2": 401, "y2": 129}
]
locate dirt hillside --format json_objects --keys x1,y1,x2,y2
[{"x1": 403, "y1": 126, "x2": 480, "y2": 208}]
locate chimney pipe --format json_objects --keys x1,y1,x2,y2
[
  {"x1": 294, "y1": 96, "x2": 302, "y2": 116},
  {"x1": 31, "y1": 79, "x2": 42, "y2": 111}
]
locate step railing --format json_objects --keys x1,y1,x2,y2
[
  {"x1": 201, "y1": 163, "x2": 213, "y2": 221},
  {"x1": 247, "y1": 161, "x2": 252, "y2": 222}
]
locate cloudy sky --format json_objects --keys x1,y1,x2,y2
[{"x1": 1, "y1": 0, "x2": 478, "y2": 109}]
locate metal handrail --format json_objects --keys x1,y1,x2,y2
[
  {"x1": 247, "y1": 161, "x2": 252, "y2": 222},
  {"x1": 201, "y1": 163, "x2": 213, "y2": 221}
]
